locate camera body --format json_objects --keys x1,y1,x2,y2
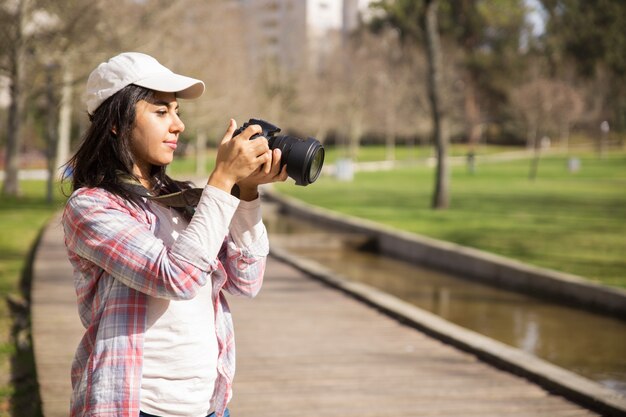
[{"x1": 233, "y1": 118, "x2": 325, "y2": 186}]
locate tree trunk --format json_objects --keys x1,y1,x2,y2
[
  {"x1": 529, "y1": 137, "x2": 542, "y2": 181},
  {"x1": 385, "y1": 85, "x2": 396, "y2": 162},
  {"x1": 424, "y1": 0, "x2": 449, "y2": 209},
  {"x1": 3, "y1": 58, "x2": 22, "y2": 196},
  {"x1": 348, "y1": 113, "x2": 362, "y2": 160},
  {"x1": 56, "y1": 64, "x2": 73, "y2": 178},
  {"x1": 2, "y1": 1, "x2": 27, "y2": 197},
  {"x1": 45, "y1": 65, "x2": 58, "y2": 204},
  {"x1": 464, "y1": 74, "x2": 481, "y2": 174},
  {"x1": 195, "y1": 130, "x2": 207, "y2": 178},
  {"x1": 464, "y1": 74, "x2": 481, "y2": 149}
]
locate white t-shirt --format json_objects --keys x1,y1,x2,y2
[{"x1": 140, "y1": 186, "x2": 264, "y2": 417}]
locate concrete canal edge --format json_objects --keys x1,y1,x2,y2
[
  {"x1": 263, "y1": 189, "x2": 626, "y2": 320},
  {"x1": 262, "y1": 189, "x2": 626, "y2": 416}
]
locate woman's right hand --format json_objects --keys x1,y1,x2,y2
[{"x1": 208, "y1": 119, "x2": 272, "y2": 193}]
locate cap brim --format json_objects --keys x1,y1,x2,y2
[{"x1": 133, "y1": 73, "x2": 205, "y2": 99}]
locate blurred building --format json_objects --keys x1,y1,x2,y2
[{"x1": 237, "y1": 0, "x2": 374, "y2": 75}]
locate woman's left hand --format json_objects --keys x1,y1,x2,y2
[{"x1": 237, "y1": 148, "x2": 289, "y2": 200}]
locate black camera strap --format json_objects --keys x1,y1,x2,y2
[
  {"x1": 149, "y1": 187, "x2": 204, "y2": 208},
  {"x1": 118, "y1": 174, "x2": 204, "y2": 214}
]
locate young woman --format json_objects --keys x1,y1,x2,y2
[{"x1": 63, "y1": 52, "x2": 287, "y2": 417}]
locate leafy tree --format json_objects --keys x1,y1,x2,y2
[
  {"x1": 370, "y1": 0, "x2": 528, "y2": 208},
  {"x1": 372, "y1": 0, "x2": 451, "y2": 209},
  {"x1": 423, "y1": 0, "x2": 450, "y2": 209},
  {"x1": 0, "y1": 0, "x2": 190, "y2": 198},
  {"x1": 539, "y1": 0, "x2": 626, "y2": 130},
  {"x1": 445, "y1": 0, "x2": 527, "y2": 148},
  {"x1": 0, "y1": 0, "x2": 110, "y2": 197}
]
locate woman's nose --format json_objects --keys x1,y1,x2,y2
[{"x1": 171, "y1": 114, "x2": 185, "y2": 133}]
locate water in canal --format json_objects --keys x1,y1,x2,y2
[{"x1": 263, "y1": 205, "x2": 626, "y2": 395}]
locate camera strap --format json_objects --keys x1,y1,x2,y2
[
  {"x1": 117, "y1": 173, "x2": 204, "y2": 209},
  {"x1": 118, "y1": 173, "x2": 244, "y2": 218},
  {"x1": 149, "y1": 187, "x2": 204, "y2": 208}
]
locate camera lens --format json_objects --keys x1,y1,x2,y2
[
  {"x1": 269, "y1": 135, "x2": 325, "y2": 186},
  {"x1": 307, "y1": 145, "x2": 324, "y2": 183}
]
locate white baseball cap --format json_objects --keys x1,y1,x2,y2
[{"x1": 85, "y1": 52, "x2": 205, "y2": 114}]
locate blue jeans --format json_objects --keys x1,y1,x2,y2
[{"x1": 140, "y1": 410, "x2": 230, "y2": 417}]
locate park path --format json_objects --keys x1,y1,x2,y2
[{"x1": 31, "y1": 213, "x2": 598, "y2": 417}]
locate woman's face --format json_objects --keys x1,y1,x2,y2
[{"x1": 130, "y1": 91, "x2": 184, "y2": 177}]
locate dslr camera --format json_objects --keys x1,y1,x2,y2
[{"x1": 233, "y1": 118, "x2": 325, "y2": 186}]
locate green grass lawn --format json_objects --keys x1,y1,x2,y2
[
  {"x1": 274, "y1": 149, "x2": 626, "y2": 288},
  {"x1": 0, "y1": 181, "x2": 65, "y2": 416}
]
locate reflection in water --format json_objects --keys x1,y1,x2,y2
[
  {"x1": 265, "y1": 208, "x2": 626, "y2": 395},
  {"x1": 515, "y1": 310, "x2": 539, "y2": 355}
]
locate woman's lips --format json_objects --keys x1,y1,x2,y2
[{"x1": 164, "y1": 141, "x2": 177, "y2": 150}]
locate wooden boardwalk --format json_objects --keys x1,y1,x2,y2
[{"x1": 31, "y1": 215, "x2": 598, "y2": 417}]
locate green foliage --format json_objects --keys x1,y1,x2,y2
[
  {"x1": 371, "y1": 0, "x2": 529, "y2": 137},
  {"x1": 538, "y1": 0, "x2": 626, "y2": 131},
  {"x1": 541, "y1": 0, "x2": 626, "y2": 79},
  {"x1": 276, "y1": 150, "x2": 626, "y2": 288},
  {"x1": 370, "y1": 0, "x2": 425, "y2": 41}
]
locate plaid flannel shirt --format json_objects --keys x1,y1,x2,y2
[{"x1": 62, "y1": 185, "x2": 267, "y2": 417}]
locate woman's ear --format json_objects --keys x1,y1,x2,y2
[{"x1": 111, "y1": 126, "x2": 118, "y2": 136}]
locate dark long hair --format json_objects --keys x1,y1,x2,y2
[{"x1": 65, "y1": 84, "x2": 192, "y2": 208}]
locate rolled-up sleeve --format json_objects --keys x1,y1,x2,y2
[
  {"x1": 219, "y1": 195, "x2": 268, "y2": 297},
  {"x1": 229, "y1": 197, "x2": 269, "y2": 257}
]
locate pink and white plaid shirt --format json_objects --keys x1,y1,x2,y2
[{"x1": 62, "y1": 186, "x2": 267, "y2": 417}]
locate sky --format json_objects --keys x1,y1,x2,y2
[{"x1": 525, "y1": 0, "x2": 548, "y2": 36}]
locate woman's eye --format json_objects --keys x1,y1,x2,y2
[{"x1": 156, "y1": 110, "x2": 167, "y2": 116}]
